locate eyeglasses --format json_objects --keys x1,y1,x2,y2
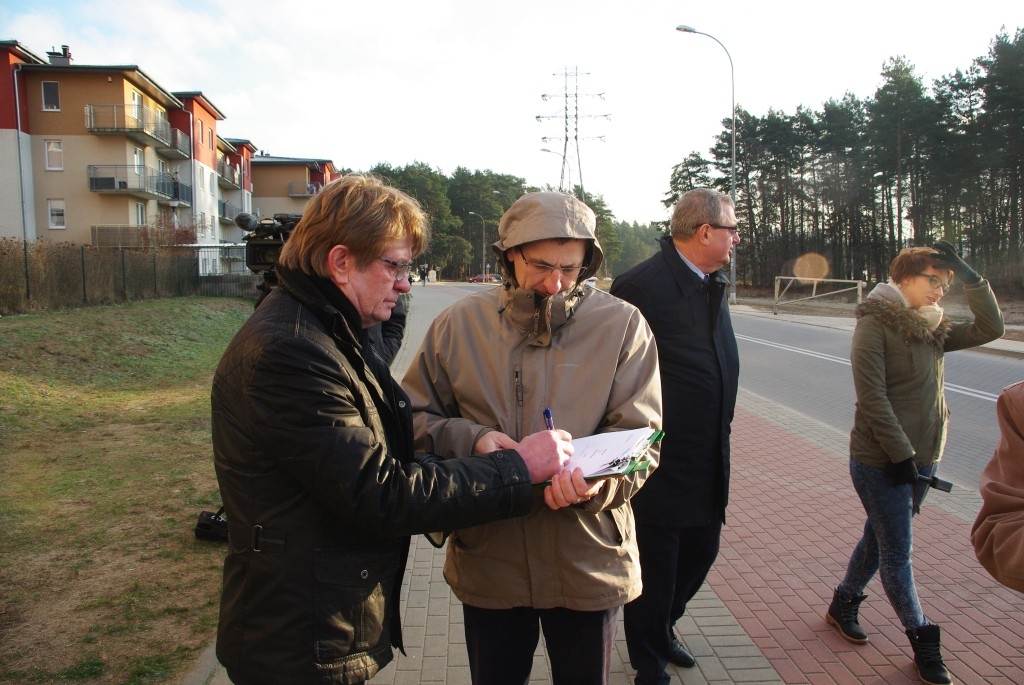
[
  {"x1": 917, "y1": 273, "x2": 951, "y2": 294},
  {"x1": 378, "y1": 256, "x2": 413, "y2": 282},
  {"x1": 705, "y1": 224, "x2": 740, "y2": 236},
  {"x1": 518, "y1": 249, "x2": 586, "y2": 281}
]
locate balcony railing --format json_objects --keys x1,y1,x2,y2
[
  {"x1": 217, "y1": 162, "x2": 240, "y2": 189},
  {"x1": 158, "y1": 128, "x2": 191, "y2": 159},
  {"x1": 87, "y1": 165, "x2": 193, "y2": 206},
  {"x1": 84, "y1": 103, "x2": 172, "y2": 148},
  {"x1": 219, "y1": 199, "x2": 242, "y2": 224},
  {"x1": 90, "y1": 224, "x2": 157, "y2": 248},
  {"x1": 288, "y1": 181, "x2": 322, "y2": 197}
]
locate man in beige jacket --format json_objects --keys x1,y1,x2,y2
[
  {"x1": 972, "y1": 379, "x2": 1024, "y2": 593},
  {"x1": 403, "y1": 191, "x2": 662, "y2": 685}
]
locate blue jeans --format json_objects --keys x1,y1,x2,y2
[{"x1": 838, "y1": 458, "x2": 935, "y2": 630}]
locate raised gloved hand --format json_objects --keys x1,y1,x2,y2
[
  {"x1": 932, "y1": 240, "x2": 981, "y2": 285},
  {"x1": 886, "y1": 458, "x2": 919, "y2": 486}
]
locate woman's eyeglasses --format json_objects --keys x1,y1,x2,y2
[{"x1": 917, "y1": 273, "x2": 951, "y2": 294}]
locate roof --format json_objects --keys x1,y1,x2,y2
[{"x1": 17, "y1": 61, "x2": 184, "y2": 109}]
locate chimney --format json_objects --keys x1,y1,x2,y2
[{"x1": 47, "y1": 45, "x2": 73, "y2": 66}]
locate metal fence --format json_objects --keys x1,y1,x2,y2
[{"x1": 0, "y1": 240, "x2": 262, "y2": 315}]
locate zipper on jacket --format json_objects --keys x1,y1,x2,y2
[{"x1": 513, "y1": 367, "x2": 524, "y2": 440}]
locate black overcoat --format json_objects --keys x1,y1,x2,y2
[{"x1": 611, "y1": 236, "x2": 739, "y2": 527}]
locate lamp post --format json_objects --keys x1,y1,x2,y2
[
  {"x1": 468, "y1": 211, "x2": 485, "y2": 278},
  {"x1": 677, "y1": 24, "x2": 737, "y2": 304},
  {"x1": 540, "y1": 148, "x2": 569, "y2": 193}
]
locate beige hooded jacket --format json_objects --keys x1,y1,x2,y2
[
  {"x1": 402, "y1": 192, "x2": 662, "y2": 611},
  {"x1": 972, "y1": 380, "x2": 1024, "y2": 593}
]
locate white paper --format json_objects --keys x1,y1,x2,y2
[{"x1": 564, "y1": 427, "x2": 659, "y2": 478}]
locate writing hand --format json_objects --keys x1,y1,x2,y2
[{"x1": 517, "y1": 429, "x2": 574, "y2": 485}]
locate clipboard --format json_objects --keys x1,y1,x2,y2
[{"x1": 555, "y1": 426, "x2": 664, "y2": 481}]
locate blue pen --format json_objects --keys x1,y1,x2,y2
[{"x1": 543, "y1": 408, "x2": 555, "y2": 430}]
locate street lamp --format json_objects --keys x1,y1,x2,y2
[
  {"x1": 540, "y1": 148, "x2": 569, "y2": 193},
  {"x1": 468, "y1": 211, "x2": 485, "y2": 277},
  {"x1": 677, "y1": 24, "x2": 737, "y2": 304}
]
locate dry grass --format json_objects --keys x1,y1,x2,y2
[{"x1": 0, "y1": 297, "x2": 254, "y2": 684}]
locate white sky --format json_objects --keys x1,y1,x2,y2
[{"x1": 2, "y1": 0, "x2": 1018, "y2": 224}]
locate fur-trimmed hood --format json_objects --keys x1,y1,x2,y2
[{"x1": 856, "y1": 282, "x2": 953, "y2": 353}]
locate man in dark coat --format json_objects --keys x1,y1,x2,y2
[
  {"x1": 611, "y1": 187, "x2": 741, "y2": 685},
  {"x1": 211, "y1": 174, "x2": 574, "y2": 685}
]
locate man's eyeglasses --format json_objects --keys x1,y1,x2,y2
[
  {"x1": 518, "y1": 249, "x2": 586, "y2": 281},
  {"x1": 704, "y1": 223, "x2": 740, "y2": 236},
  {"x1": 917, "y1": 273, "x2": 951, "y2": 294},
  {"x1": 378, "y1": 257, "x2": 414, "y2": 282}
]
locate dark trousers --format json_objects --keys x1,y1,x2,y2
[
  {"x1": 623, "y1": 520, "x2": 722, "y2": 683},
  {"x1": 463, "y1": 604, "x2": 619, "y2": 685}
]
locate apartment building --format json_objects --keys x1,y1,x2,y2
[{"x1": 0, "y1": 40, "x2": 338, "y2": 275}]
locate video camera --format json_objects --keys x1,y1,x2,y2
[
  {"x1": 235, "y1": 212, "x2": 302, "y2": 303},
  {"x1": 235, "y1": 212, "x2": 302, "y2": 273}
]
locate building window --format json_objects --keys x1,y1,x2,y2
[
  {"x1": 134, "y1": 147, "x2": 144, "y2": 176},
  {"x1": 45, "y1": 140, "x2": 63, "y2": 170},
  {"x1": 42, "y1": 81, "x2": 60, "y2": 110},
  {"x1": 48, "y1": 200, "x2": 66, "y2": 229},
  {"x1": 135, "y1": 202, "x2": 147, "y2": 226},
  {"x1": 130, "y1": 90, "x2": 143, "y2": 125}
]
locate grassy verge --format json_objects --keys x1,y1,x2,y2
[{"x1": 0, "y1": 297, "x2": 255, "y2": 684}]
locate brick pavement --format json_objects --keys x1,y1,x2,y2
[{"x1": 187, "y1": 284, "x2": 1024, "y2": 685}]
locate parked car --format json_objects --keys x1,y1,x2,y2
[
  {"x1": 409, "y1": 271, "x2": 421, "y2": 283},
  {"x1": 467, "y1": 274, "x2": 501, "y2": 283}
]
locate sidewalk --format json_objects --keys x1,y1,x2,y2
[{"x1": 186, "y1": 284, "x2": 1024, "y2": 685}]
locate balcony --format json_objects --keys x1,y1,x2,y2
[
  {"x1": 217, "y1": 162, "x2": 240, "y2": 190},
  {"x1": 288, "y1": 181, "x2": 322, "y2": 198},
  {"x1": 90, "y1": 224, "x2": 157, "y2": 247},
  {"x1": 87, "y1": 165, "x2": 192, "y2": 207},
  {"x1": 219, "y1": 199, "x2": 242, "y2": 224},
  {"x1": 158, "y1": 128, "x2": 191, "y2": 160},
  {"x1": 85, "y1": 104, "x2": 172, "y2": 148}
]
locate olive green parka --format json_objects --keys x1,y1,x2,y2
[{"x1": 849, "y1": 280, "x2": 1004, "y2": 470}]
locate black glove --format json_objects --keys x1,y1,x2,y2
[
  {"x1": 886, "y1": 459, "x2": 919, "y2": 486},
  {"x1": 932, "y1": 240, "x2": 981, "y2": 285}
]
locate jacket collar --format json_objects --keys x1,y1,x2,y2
[
  {"x1": 497, "y1": 281, "x2": 587, "y2": 347},
  {"x1": 275, "y1": 265, "x2": 367, "y2": 349},
  {"x1": 659, "y1": 235, "x2": 730, "y2": 292},
  {"x1": 856, "y1": 283, "x2": 953, "y2": 350}
]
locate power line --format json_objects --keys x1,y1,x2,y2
[{"x1": 536, "y1": 66, "x2": 609, "y2": 199}]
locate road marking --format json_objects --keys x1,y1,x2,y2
[{"x1": 737, "y1": 334, "x2": 999, "y2": 402}]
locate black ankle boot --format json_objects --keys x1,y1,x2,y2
[
  {"x1": 825, "y1": 588, "x2": 869, "y2": 644},
  {"x1": 906, "y1": 624, "x2": 952, "y2": 685}
]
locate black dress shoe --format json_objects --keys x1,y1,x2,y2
[{"x1": 668, "y1": 637, "x2": 696, "y2": 668}]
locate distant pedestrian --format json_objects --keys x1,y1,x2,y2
[{"x1": 825, "y1": 241, "x2": 1003, "y2": 685}]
